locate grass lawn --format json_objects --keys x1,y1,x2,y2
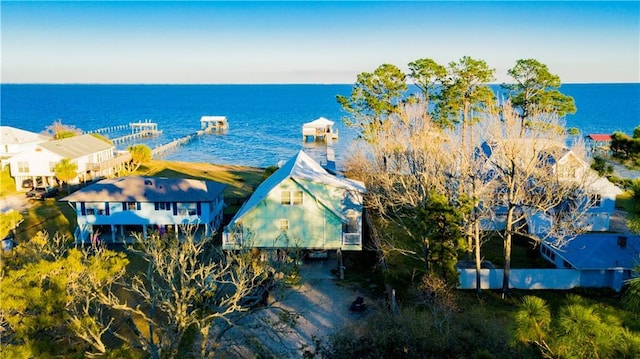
[
  {"x1": 617, "y1": 190, "x2": 635, "y2": 211},
  {"x1": 1, "y1": 166, "x2": 17, "y2": 197},
  {"x1": 16, "y1": 197, "x2": 77, "y2": 242}
]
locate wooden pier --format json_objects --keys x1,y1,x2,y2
[
  {"x1": 86, "y1": 124, "x2": 128, "y2": 135},
  {"x1": 152, "y1": 116, "x2": 229, "y2": 157},
  {"x1": 152, "y1": 132, "x2": 200, "y2": 157}
]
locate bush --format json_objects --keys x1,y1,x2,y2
[{"x1": 318, "y1": 306, "x2": 520, "y2": 358}]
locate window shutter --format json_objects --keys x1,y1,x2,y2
[
  {"x1": 136, "y1": 202, "x2": 141, "y2": 210},
  {"x1": 122, "y1": 202, "x2": 126, "y2": 210},
  {"x1": 80, "y1": 202, "x2": 86, "y2": 215},
  {"x1": 173, "y1": 202, "x2": 178, "y2": 215},
  {"x1": 105, "y1": 202, "x2": 110, "y2": 216},
  {"x1": 154, "y1": 202, "x2": 159, "y2": 210},
  {"x1": 196, "y1": 202, "x2": 202, "y2": 215}
]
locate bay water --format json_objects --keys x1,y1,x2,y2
[{"x1": 1, "y1": 84, "x2": 638, "y2": 168}]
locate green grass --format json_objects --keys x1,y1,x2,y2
[
  {"x1": 479, "y1": 233, "x2": 555, "y2": 269},
  {"x1": 16, "y1": 197, "x2": 76, "y2": 242},
  {"x1": 1, "y1": 166, "x2": 17, "y2": 196},
  {"x1": 136, "y1": 160, "x2": 265, "y2": 200},
  {"x1": 617, "y1": 190, "x2": 635, "y2": 211}
]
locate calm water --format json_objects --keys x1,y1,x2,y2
[{"x1": 1, "y1": 84, "x2": 639, "y2": 168}]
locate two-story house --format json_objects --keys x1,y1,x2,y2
[
  {"x1": 479, "y1": 139, "x2": 621, "y2": 232},
  {"x1": 61, "y1": 176, "x2": 227, "y2": 243},
  {"x1": 222, "y1": 150, "x2": 366, "y2": 252},
  {"x1": 1, "y1": 126, "x2": 50, "y2": 168},
  {"x1": 8, "y1": 134, "x2": 116, "y2": 191}
]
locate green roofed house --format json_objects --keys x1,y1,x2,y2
[{"x1": 222, "y1": 150, "x2": 366, "y2": 251}]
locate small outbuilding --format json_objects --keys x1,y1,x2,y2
[
  {"x1": 302, "y1": 117, "x2": 338, "y2": 142},
  {"x1": 201, "y1": 116, "x2": 228, "y2": 133}
]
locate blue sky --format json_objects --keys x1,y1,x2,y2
[{"x1": 1, "y1": 1, "x2": 638, "y2": 84}]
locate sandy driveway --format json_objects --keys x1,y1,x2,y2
[
  {"x1": 223, "y1": 256, "x2": 377, "y2": 358},
  {"x1": 0, "y1": 193, "x2": 30, "y2": 213}
]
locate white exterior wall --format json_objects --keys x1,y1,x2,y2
[
  {"x1": 73, "y1": 196, "x2": 224, "y2": 243},
  {"x1": 457, "y1": 268, "x2": 628, "y2": 292},
  {"x1": 8, "y1": 147, "x2": 114, "y2": 190}
]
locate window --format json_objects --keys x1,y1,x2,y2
[
  {"x1": 17, "y1": 161, "x2": 29, "y2": 173},
  {"x1": 155, "y1": 202, "x2": 171, "y2": 211},
  {"x1": 281, "y1": 190, "x2": 303, "y2": 205},
  {"x1": 86, "y1": 208, "x2": 95, "y2": 215},
  {"x1": 281, "y1": 191, "x2": 291, "y2": 205},
  {"x1": 123, "y1": 202, "x2": 138, "y2": 211},
  {"x1": 279, "y1": 219, "x2": 289, "y2": 231},
  {"x1": 292, "y1": 191, "x2": 303, "y2": 205},
  {"x1": 178, "y1": 203, "x2": 197, "y2": 216},
  {"x1": 592, "y1": 194, "x2": 602, "y2": 207},
  {"x1": 97, "y1": 209, "x2": 106, "y2": 215}
]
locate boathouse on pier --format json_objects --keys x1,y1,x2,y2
[
  {"x1": 302, "y1": 117, "x2": 338, "y2": 142},
  {"x1": 130, "y1": 120, "x2": 160, "y2": 136},
  {"x1": 201, "y1": 116, "x2": 229, "y2": 133}
]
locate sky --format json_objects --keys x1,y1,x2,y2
[{"x1": 1, "y1": 1, "x2": 639, "y2": 84}]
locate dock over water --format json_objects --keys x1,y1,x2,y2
[{"x1": 303, "y1": 117, "x2": 338, "y2": 142}]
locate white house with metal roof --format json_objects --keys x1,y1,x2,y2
[
  {"x1": 61, "y1": 176, "x2": 227, "y2": 243},
  {"x1": 1, "y1": 126, "x2": 50, "y2": 163},
  {"x1": 7, "y1": 134, "x2": 115, "y2": 190},
  {"x1": 222, "y1": 150, "x2": 366, "y2": 251}
]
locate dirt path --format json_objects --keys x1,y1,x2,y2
[
  {"x1": 223, "y1": 257, "x2": 377, "y2": 358},
  {"x1": 0, "y1": 193, "x2": 29, "y2": 213}
]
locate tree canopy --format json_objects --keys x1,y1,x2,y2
[
  {"x1": 503, "y1": 59, "x2": 576, "y2": 135},
  {"x1": 337, "y1": 63, "x2": 407, "y2": 142},
  {"x1": 127, "y1": 144, "x2": 152, "y2": 172},
  {"x1": 54, "y1": 158, "x2": 79, "y2": 192}
]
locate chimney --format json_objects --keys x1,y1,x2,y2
[{"x1": 617, "y1": 236, "x2": 627, "y2": 248}]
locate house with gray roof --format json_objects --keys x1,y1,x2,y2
[
  {"x1": 61, "y1": 176, "x2": 227, "y2": 243},
  {"x1": 7, "y1": 134, "x2": 117, "y2": 190},
  {"x1": 222, "y1": 150, "x2": 366, "y2": 251}
]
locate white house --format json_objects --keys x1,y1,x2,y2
[
  {"x1": 8, "y1": 134, "x2": 115, "y2": 191},
  {"x1": 479, "y1": 139, "x2": 622, "y2": 232},
  {"x1": 61, "y1": 176, "x2": 227, "y2": 243},
  {"x1": 1, "y1": 126, "x2": 50, "y2": 165},
  {"x1": 223, "y1": 150, "x2": 366, "y2": 251}
]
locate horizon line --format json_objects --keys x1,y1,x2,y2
[{"x1": 2, "y1": 81, "x2": 640, "y2": 86}]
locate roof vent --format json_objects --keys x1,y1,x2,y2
[
  {"x1": 144, "y1": 179, "x2": 153, "y2": 186},
  {"x1": 617, "y1": 236, "x2": 627, "y2": 248}
]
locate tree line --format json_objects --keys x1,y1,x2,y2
[{"x1": 337, "y1": 56, "x2": 584, "y2": 296}]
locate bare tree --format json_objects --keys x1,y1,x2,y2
[
  {"x1": 84, "y1": 227, "x2": 298, "y2": 358},
  {"x1": 479, "y1": 103, "x2": 595, "y2": 296},
  {"x1": 344, "y1": 97, "x2": 467, "y2": 282}
]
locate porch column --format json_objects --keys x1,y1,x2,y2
[
  {"x1": 111, "y1": 225, "x2": 116, "y2": 243},
  {"x1": 143, "y1": 225, "x2": 148, "y2": 239}
]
